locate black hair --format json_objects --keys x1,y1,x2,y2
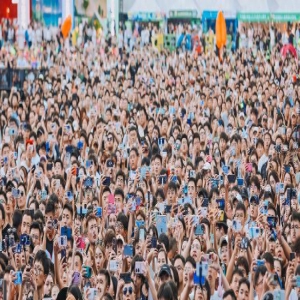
[
  {"x1": 12, "y1": 210, "x2": 23, "y2": 229},
  {"x1": 67, "y1": 285, "x2": 83, "y2": 300},
  {"x1": 262, "y1": 252, "x2": 274, "y2": 269},
  {"x1": 157, "y1": 281, "x2": 178, "y2": 300},
  {"x1": 35, "y1": 250, "x2": 50, "y2": 275},
  {"x1": 236, "y1": 256, "x2": 250, "y2": 275},
  {"x1": 223, "y1": 289, "x2": 237, "y2": 300},
  {"x1": 253, "y1": 266, "x2": 267, "y2": 287},
  {"x1": 45, "y1": 201, "x2": 55, "y2": 215},
  {"x1": 63, "y1": 203, "x2": 73, "y2": 218},
  {"x1": 158, "y1": 233, "x2": 169, "y2": 253},
  {"x1": 0, "y1": 204, "x2": 5, "y2": 221}
]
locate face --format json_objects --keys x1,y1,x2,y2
[
  {"x1": 96, "y1": 274, "x2": 108, "y2": 299},
  {"x1": 33, "y1": 261, "x2": 46, "y2": 288},
  {"x1": 122, "y1": 282, "x2": 135, "y2": 300},
  {"x1": 190, "y1": 239, "x2": 201, "y2": 261},
  {"x1": 157, "y1": 251, "x2": 167, "y2": 271},
  {"x1": 238, "y1": 283, "x2": 249, "y2": 300},
  {"x1": 254, "y1": 273, "x2": 264, "y2": 296},
  {"x1": 21, "y1": 214, "x2": 32, "y2": 235},
  {"x1": 87, "y1": 219, "x2": 98, "y2": 244},
  {"x1": 61, "y1": 208, "x2": 72, "y2": 227},
  {"x1": 291, "y1": 220, "x2": 300, "y2": 244},
  {"x1": 30, "y1": 228, "x2": 41, "y2": 247},
  {"x1": 183, "y1": 261, "x2": 194, "y2": 284},
  {"x1": 44, "y1": 274, "x2": 54, "y2": 295},
  {"x1": 95, "y1": 247, "x2": 105, "y2": 270},
  {"x1": 174, "y1": 258, "x2": 184, "y2": 284},
  {"x1": 231, "y1": 273, "x2": 242, "y2": 296}
]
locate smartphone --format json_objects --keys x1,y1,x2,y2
[
  {"x1": 139, "y1": 228, "x2": 145, "y2": 241},
  {"x1": 228, "y1": 174, "x2": 236, "y2": 183},
  {"x1": 290, "y1": 252, "x2": 296, "y2": 261},
  {"x1": 86, "y1": 160, "x2": 93, "y2": 168},
  {"x1": 83, "y1": 266, "x2": 92, "y2": 278},
  {"x1": 240, "y1": 237, "x2": 249, "y2": 249},
  {"x1": 202, "y1": 198, "x2": 209, "y2": 208},
  {"x1": 267, "y1": 216, "x2": 276, "y2": 228},
  {"x1": 189, "y1": 170, "x2": 196, "y2": 179},
  {"x1": 60, "y1": 227, "x2": 72, "y2": 239},
  {"x1": 72, "y1": 271, "x2": 81, "y2": 285},
  {"x1": 158, "y1": 175, "x2": 167, "y2": 185},
  {"x1": 123, "y1": 244, "x2": 133, "y2": 257},
  {"x1": 222, "y1": 165, "x2": 229, "y2": 175},
  {"x1": 216, "y1": 198, "x2": 225, "y2": 210},
  {"x1": 151, "y1": 236, "x2": 157, "y2": 248},
  {"x1": 195, "y1": 224, "x2": 205, "y2": 236},
  {"x1": 256, "y1": 260, "x2": 265, "y2": 267},
  {"x1": 46, "y1": 163, "x2": 53, "y2": 171},
  {"x1": 103, "y1": 177, "x2": 111, "y2": 187},
  {"x1": 83, "y1": 177, "x2": 93, "y2": 188},
  {"x1": 58, "y1": 235, "x2": 67, "y2": 247},
  {"x1": 12, "y1": 188, "x2": 20, "y2": 199},
  {"x1": 232, "y1": 220, "x2": 242, "y2": 232},
  {"x1": 106, "y1": 159, "x2": 114, "y2": 168},
  {"x1": 284, "y1": 165, "x2": 291, "y2": 173},
  {"x1": 165, "y1": 205, "x2": 172, "y2": 214},
  {"x1": 95, "y1": 207, "x2": 102, "y2": 218},
  {"x1": 275, "y1": 182, "x2": 284, "y2": 194},
  {"x1": 194, "y1": 262, "x2": 208, "y2": 285},
  {"x1": 249, "y1": 227, "x2": 261, "y2": 239},
  {"x1": 245, "y1": 163, "x2": 252, "y2": 172},
  {"x1": 120, "y1": 273, "x2": 131, "y2": 283},
  {"x1": 135, "y1": 262, "x2": 145, "y2": 274},
  {"x1": 13, "y1": 271, "x2": 22, "y2": 285},
  {"x1": 237, "y1": 178, "x2": 244, "y2": 186}
]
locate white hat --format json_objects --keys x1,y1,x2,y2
[{"x1": 202, "y1": 162, "x2": 211, "y2": 171}]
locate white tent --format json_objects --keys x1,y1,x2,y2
[
  {"x1": 195, "y1": 0, "x2": 240, "y2": 14},
  {"x1": 128, "y1": 0, "x2": 162, "y2": 13},
  {"x1": 165, "y1": 0, "x2": 200, "y2": 14},
  {"x1": 271, "y1": 0, "x2": 300, "y2": 13},
  {"x1": 237, "y1": 0, "x2": 269, "y2": 13}
]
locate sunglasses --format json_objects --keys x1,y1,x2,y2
[{"x1": 123, "y1": 287, "x2": 133, "y2": 295}]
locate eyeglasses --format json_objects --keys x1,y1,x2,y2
[
  {"x1": 175, "y1": 266, "x2": 183, "y2": 272},
  {"x1": 123, "y1": 287, "x2": 133, "y2": 295},
  {"x1": 191, "y1": 244, "x2": 201, "y2": 250},
  {"x1": 184, "y1": 267, "x2": 194, "y2": 273},
  {"x1": 291, "y1": 225, "x2": 300, "y2": 230},
  {"x1": 34, "y1": 267, "x2": 43, "y2": 275},
  {"x1": 107, "y1": 137, "x2": 113, "y2": 142},
  {"x1": 31, "y1": 234, "x2": 39, "y2": 241}
]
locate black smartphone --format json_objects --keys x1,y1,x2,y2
[
  {"x1": 120, "y1": 273, "x2": 131, "y2": 283},
  {"x1": 228, "y1": 174, "x2": 236, "y2": 183}
]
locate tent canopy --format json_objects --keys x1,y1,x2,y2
[{"x1": 128, "y1": 0, "x2": 162, "y2": 13}]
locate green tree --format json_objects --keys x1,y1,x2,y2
[{"x1": 83, "y1": 0, "x2": 89, "y2": 11}]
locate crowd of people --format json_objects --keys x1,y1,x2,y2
[{"x1": 0, "y1": 16, "x2": 299, "y2": 300}]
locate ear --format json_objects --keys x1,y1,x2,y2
[{"x1": 43, "y1": 274, "x2": 47, "y2": 284}]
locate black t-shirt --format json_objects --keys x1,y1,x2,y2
[
  {"x1": 2, "y1": 223, "x2": 11, "y2": 239},
  {"x1": 46, "y1": 237, "x2": 54, "y2": 258},
  {"x1": 289, "y1": 33, "x2": 294, "y2": 45}
]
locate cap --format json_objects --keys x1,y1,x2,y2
[
  {"x1": 158, "y1": 264, "x2": 171, "y2": 277},
  {"x1": 240, "y1": 189, "x2": 248, "y2": 200},
  {"x1": 239, "y1": 112, "x2": 245, "y2": 119},
  {"x1": 116, "y1": 234, "x2": 124, "y2": 244},
  {"x1": 202, "y1": 162, "x2": 211, "y2": 171},
  {"x1": 250, "y1": 195, "x2": 260, "y2": 205},
  {"x1": 218, "y1": 119, "x2": 224, "y2": 127},
  {"x1": 219, "y1": 235, "x2": 228, "y2": 247}
]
